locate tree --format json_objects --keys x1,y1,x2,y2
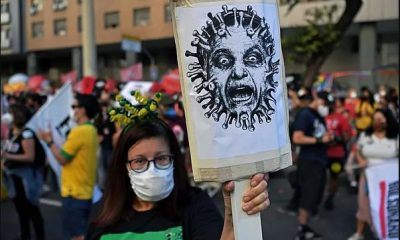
[{"x1": 282, "y1": 0, "x2": 362, "y2": 87}]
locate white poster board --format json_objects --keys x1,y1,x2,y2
[
  {"x1": 172, "y1": 0, "x2": 291, "y2": 182},
  {"x1": 366, "y1": 160, "x2": 399, "y2": 240},
  {"x1": 26, "y1": 82, "x2": 75, "y2": 187}
]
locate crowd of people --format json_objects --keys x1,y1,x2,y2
[
  {"x1": 0, "y1": 78, "x2": 399, "y2": 240},
  {"x1": 0, "y1": 81, "x2": 270, "y2": 240},
  {"x1": 284, "y1": 84, "x2": 399, "y2": 240}
]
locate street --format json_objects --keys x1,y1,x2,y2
[{"x1": 1, "y1": 167, "x2": 376, "y2": 240}]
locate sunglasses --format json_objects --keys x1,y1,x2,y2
[{"x1": 71, "y1": 104, "x2": 81, "y2": 109}]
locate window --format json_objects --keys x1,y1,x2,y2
[
  {"x1": 30, "y1": 0, "x2": 43, "y2": 15},
  {"x1": 32, "y1": 21, "x2": 44, "y2": 38},
  {"x1": 1, "y1": 2, "x2": 10, "y2": 24},
  {"x1": 133, "y1": 8, "x2": 150, "y2": 26},
  {"x1": 104, "y1": 11, "x2": 119, "y2": 29},
  {"x1": 77, "y1": 16, "x2": 81, "y2": 32},
  {"x1": 164, "y1": 4, "x2": 172, "y2": 22},
  {"x1": 53, "y1": 0, "x2": 67, "y2": 11},
  {"x1": 1, "y1": 28, "x2": 11, "y2": 49},
  {"x1": 54, "y1": 19, "x2": 66, "y2": 36},
  {"x1": 1, "y1": 2, "x2": 9, "y2": 14}
]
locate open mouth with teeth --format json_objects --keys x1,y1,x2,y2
[{"x1": 227, "y1": 85, "x2": 254, "y2": 105}]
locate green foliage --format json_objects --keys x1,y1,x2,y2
[{"x1": 282, "y1": 4, "x2": 339, "y2": 65}]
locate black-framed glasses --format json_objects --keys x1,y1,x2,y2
[
  {"x1": 127, "y1": 154, "x2": 174, "y2": 173},
  {"x1": 71, "y1": 104, "x2": 81, "y2": 109}
]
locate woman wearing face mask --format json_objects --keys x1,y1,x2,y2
[
  {"x1": 348, "y1": 109, "x2": 399, "y2": 240},
  {"x1": 86, "y1": 94, "x2": 270, "y2": 240},
  {"x1": 1, "y1": 103, "x2": 45, "y2": 240}
]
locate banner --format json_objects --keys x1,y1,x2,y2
[
  {"x1": 366, "y1": 160, "x2": 399, "y2": 240},
  {"x1": 172, "y1": 1, "x2": 291, "y2": 182},
  {"x1": 120, "y1": 63, "x2": 143, "y2": 82},
  {"x1": 26, "y1": 82, "x2": 75, "y2": 187}
]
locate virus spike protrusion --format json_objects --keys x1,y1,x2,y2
[
  {"x1": 222, "y1": 113, "x2": 235, "y2": 129},
  {"x1": 233, "y1": 8, "x2": 238, "y2": 27},
  {"x1": 196, "y1": 92, "x2": 212, "y2": 103},
  {"x1": 249, "y1": 10, "x2": 256, "y2": 28},
  {"x1": 188, "y1": 63, "x2": 201, "y2": 70},
  {"x1": 222, "y1": 5, "x2": 228, "y2": 14},
  {"x1": 239, "y1": 11, "x2": 244, "y2": 27},
  {"x1": 201, "y1": 27, "x2": 211, "y2": 38},
  {"x1": 204, "y1": 102, "x2": 220, "y2": 118},
  {"x1": 193, "y1": 30, "x2": 209, "y2": 43},
  {"x1": 239, "y1": 112, "x2": 251, "y2": 131},
  {"x1": 207, "y1": 82, "x2": 216, "y2": 91},
  {"x1": 212, "y1": 106, "x2": 225, "y2": 121},
  {"x1": 235, "y1": 115, "x2": 241, "y2": 128},
  {"x1": 185, "y1": 51, "x2": 197, "y2": 58},
  {"x1": 247, "y1": 5, "x2": 253, "y2": 13},
  {"x1": 207, "y1": 20, "x2": 217, "y2": 34},
  {"x1": 191, "y1": 38, "x2": 211, "y2": 52},
  {"x1": 193, "y1": 82, "x2": 204, "y2": 94},
  {"x1": 259, "y1": 105, "x2": 272, "y2": 123},
  {"x1": 187, "y1": 68, "x2": 204, "y2": 78},
  {"x1": 202, "y1": 98, "x2": 214, "y2": 109}
]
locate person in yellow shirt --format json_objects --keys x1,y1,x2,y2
[
  {"x1": 38, "y1": 94, "x2": 100, "y2": 240},
  {"x1": 355, "y1": 87, "x2": 375, "y2": 134}
]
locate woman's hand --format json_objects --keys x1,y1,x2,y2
[
  {"x1": 220, "y1": 173, "x2": 270, "y2": 240},
  {"x1": 222, "y1": 173, "x2": 270, "y2": 217}
]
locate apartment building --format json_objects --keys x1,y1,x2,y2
[{"x1": 0, "y1": 0, "x2": 398, "y2": 89}]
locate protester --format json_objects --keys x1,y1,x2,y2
[
  {"x1": 95, "y1": 90, "x2": 116, "y2": 190},
  {"x1": 324, "y1": 97, "x2": 353, "y2": 210},
  {"x1": 37, "y1": 93, "x2": 100, "y2": 240},
  {"x1": 355, "y1": 87, "x2": 374, "y2": 134},
  {"x1": 348, "y1": 109, "x2": 399, "y2": 240},
  {"x1": 1, "y1": 103, "x2": 45, "y2": 240},
  {"x1": 291, "y1": 88, "x2": 333, "y2": 240},
  {"x1": 86, "y1": 93, "x2": 270, "y2": 240}
]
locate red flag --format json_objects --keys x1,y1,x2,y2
[
  {"x1": 61, "y1": 70, "x2": 77, "y2": 84},
  {"x1": 120, "y1": 63, "x2": 143, "y2": 82},
  {"x1": 80, "y1": 76, "x2": 96, "y2": 94}
]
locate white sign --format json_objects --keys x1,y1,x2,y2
[
  {"x1": 366, "y1": 160, "x2": 399, "y2": 240},
  {"x1": 173, "y1": 1, "x2": 291, "y2": 182},
  {"x1": 121, "y1": 39, "x2": 142, "y2": 53},
  {"x1": 26, "y1": 82, "x2": 75, "y2": 187}
]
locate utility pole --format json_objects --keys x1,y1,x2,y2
[{"x1": 82, "y1": 0, "x2": 97, "y2": 77}]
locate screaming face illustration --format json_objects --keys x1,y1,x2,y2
[{"x1": 185, "y1": 5, "x2": 280, "y2": 131}]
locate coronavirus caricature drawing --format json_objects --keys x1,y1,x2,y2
[{"x1": 185, "y1": 5, "x2": 280, "y2": 132}]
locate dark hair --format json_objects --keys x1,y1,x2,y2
[
  {"x1": 92, "y1": 118, "x2": 190, "y2": 227},
  {"x1": 9, "y1": 103, "x2": 33, "y2": 128},
  {"x1": 75, "y1": 93, "x2": 100, "y2": 119},
  {"x1": 27, "y1": 93, "x2": 46, "y2": 106},
  {"x1": 365, "y1": 108, "x2": 399, "y2": 139}
]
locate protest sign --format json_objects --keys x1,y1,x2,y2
[
  {"x1": 26, "y1": 82, "x2": 75, "y2": 187},
  {"x1": 172, "y1": 0, "x2": 291, "y2": 182},
  {"x1": 366, "y1": 160, "x2": 399, "y2": 240},
  {"x1": 172, "y1": 1, "x2": 291, "y2": 238}
]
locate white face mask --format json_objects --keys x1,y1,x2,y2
[
  {"x1": 318, "y1": 105, "x2": 329, "y2": 117},
  {"x1": 128, "y1": 162, "x2": 174, "y2": 202}
]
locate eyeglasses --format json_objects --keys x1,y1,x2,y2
[
  {"x1": 127, "y1": 154, "x2": 174, "y2": 173},
  {"x1": 71, "y1": 104, "x2": 81, "y2": 109}
]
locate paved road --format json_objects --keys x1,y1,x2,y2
[{"x1": 1, "y1": 167, "x2": 376, "y2": 240}]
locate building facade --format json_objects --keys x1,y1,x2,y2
[{"x1": 0, "y1": 0, "x2": 398, "y2": 90}]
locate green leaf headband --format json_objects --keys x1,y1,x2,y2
[{"x1": 108, "y1": 91, "x2": 162, "y2": 127}]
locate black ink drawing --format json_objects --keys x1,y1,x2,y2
[{"x1": 185, "y1": 5, "x2": 280, "y2": 131}]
